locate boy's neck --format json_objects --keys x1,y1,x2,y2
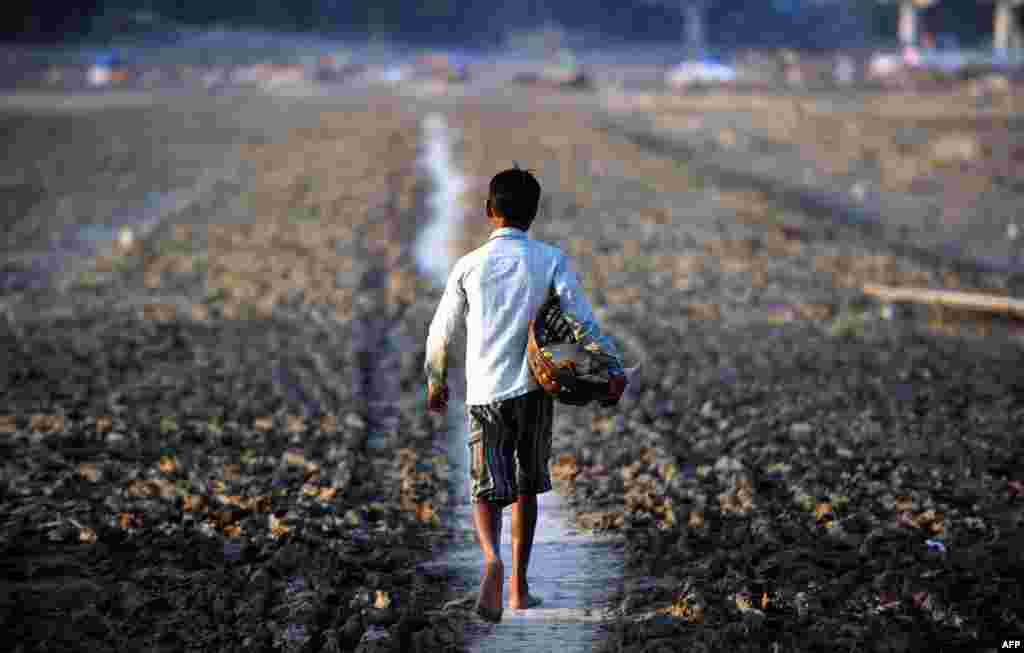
[{"x1": 490, "y1": 218, "x2": 527, "y2": 232}]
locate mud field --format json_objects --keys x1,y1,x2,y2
[
  {"x1": 2, "y1": 90, "x2": 465, "y2": 653},
  {"x1": 597, "y1": 81, "x2": 1024, "y2": 281},
  {"x1": 440, "y1": 95, "x2": 1024, "y2": 652},
  {"x1": 2, "y1": 82, "x2": 1024, "y2": 653}
]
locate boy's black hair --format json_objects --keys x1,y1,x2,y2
[{"x1": 488, "y1": 165, "x2": 541, "y2": 229}]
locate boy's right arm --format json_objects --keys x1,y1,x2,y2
[{"x1": 424, "y1": 261, "x2": 466, "y2": 395}]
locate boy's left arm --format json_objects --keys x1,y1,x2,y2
[
  {"x1": 552, "y1": 256, "x2": 625, "y2": 373},
  {"x1": 424, "y1": 263, "x2": 466, "y2": 413},
  {"x1": 551, "y1": 255, "x2": 628, "y2": 403}
]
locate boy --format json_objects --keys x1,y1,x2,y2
[{"x1": 425, "y1": 167, "x2": 627, "y2": 622}]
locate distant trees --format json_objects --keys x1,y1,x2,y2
[
  {"x1": 658, "y1": 0, "x2": 1003, "y2": 52},
  {"x1": 0, "y1": 0, "x2": 1010, "y2": 52},
  {"x1": 636, "y1": 0, "x2": 708, "y2": 58},
  {"x1": 2, "y1": 0, "x2": 103, "y2": 42}
]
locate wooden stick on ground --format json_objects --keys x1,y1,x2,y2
[{"x1": 862, "y1": 283, "x2": 1024, "y2": 320}]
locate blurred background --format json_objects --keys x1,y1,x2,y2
[
  {"x1": 2, "y1": 5, "x2": 1023, "y2": 652},
  {"x1": 2, "y1": 0, "x2": 1023, "y2": 87},
  {"x1": 2, "y1": 2, "x2": 1023, "y2": 285},
  {"x1": 3, "y1": 0, "x2": 1023, "y2": 51}
]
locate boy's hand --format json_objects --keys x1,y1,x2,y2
[
  {"x1": 532, "y1": 348, "x2": 562, "y2": 393},
  {"x1": 427, "y1": 383, "x2": 449, "y2": 414}
]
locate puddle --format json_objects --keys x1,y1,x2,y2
[
  {"x1": 415, "y1": 113, "x2": 466, "y2": 287},
  {"x1": 413, "y1": 112, "x2": 624, "y2": 651},
  {"x1": 422, "y1": 496, "x2": 625, "y2": 649}
]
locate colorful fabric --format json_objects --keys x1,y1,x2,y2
[{"x1": 467, "y1": 389, "x2": 554, "y2": 507}]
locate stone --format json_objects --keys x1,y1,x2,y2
[
  {"x1": 929, "y1": 134, "x2": 980, "y2": 165},
  {"x1": 642, "y1": 638, "x2": 678, "y2": 653},
  {"x1": 790, "y1": 422, "x2": 813, "y2": 442},
  {"x1": 320, "y1": 628, "x2": 343, "y2": 653},
  {"x1": 713, "y1": 456, "x2": 744, "y2": 474},
  {"x1": 340, "y1": 614, "x2": 365, "y2": 647},
  {"x1": 116, "y1": 581, "x2": 146, "y2": 617},
  {"x1": 431, "y1": 621, "x2": 458, "y2": 648},
  {"x1": 409, "y1": 627, "x2": 438, "y2": 653},
  {"x1": 641, "y1": 615, "x2": 679, "y2": 639},
  {"x1": 355, "y1": 625, "x2": 395, "y2": 653},
  {"x1": 249, "y1": 567, "x2": 272, "y2": 590},
  {"x1": 619, "y1": 594, "x2": 639, "y2": 613},
  {"x1": 271, "y1": 543, "x2": 304, "y2": 575},
  {"x1": 70, "y1": 608, "x2": 112, "y2": 638},
  {"x1": 349, "y1": 588, "x2": 375, "y2": 610},
  {"x1": 741, "y1": 607, "x2": 766, "y2": 633}
]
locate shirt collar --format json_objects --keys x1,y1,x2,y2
[{"x1": 488, "y1": 227, "x2": 529, "y2": 241}]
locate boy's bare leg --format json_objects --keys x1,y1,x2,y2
[
  {"x1": 473, "y1": 500, "x2": 504, "y2": 621},
  {"x1": 508, "y1": 493, "x2": 538, "y2": 608}
]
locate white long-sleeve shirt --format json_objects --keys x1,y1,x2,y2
[{"x1": 425, "y1": 226, "x2": 623, "y2": 406}]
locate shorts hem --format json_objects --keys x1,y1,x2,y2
[
  {"x1": 471, "y1": 484, "x2": 551, "y2": 507},
  {"x1": 471, "y1": 493, "x2": 517, "y2": 508}
]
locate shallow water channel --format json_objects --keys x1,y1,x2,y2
[{"x1": 413, "y1": 112, "x2": 625, "y2": 651}]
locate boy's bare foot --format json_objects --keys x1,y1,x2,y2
[
  {"x1": 507, "y1": 576, "x2": 542, "y2": 609},
  {"x1": 476, "y1": 559, "x2": 504, "y2": 622}
]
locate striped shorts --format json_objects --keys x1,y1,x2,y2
[{"x1": 467, "y1": 389, "x2": 554, "y2": 508}]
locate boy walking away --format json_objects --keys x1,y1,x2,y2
[{"x1": 425, "y1": 167, "x2": 628, "y2": 623}]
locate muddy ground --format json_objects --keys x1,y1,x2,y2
[
  {"x1": 2, "y1": 82, "x2": 1024, "y2": 653},
  {"x1": 1, "y1": 89, "x2": 467, "y2": 653},
  {"x1": 597, "y1": 82, "x2": 1024, "y2": 281},
  {"x1": 440, "y1": 88, "x2": 1024, "y2": 652}
]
